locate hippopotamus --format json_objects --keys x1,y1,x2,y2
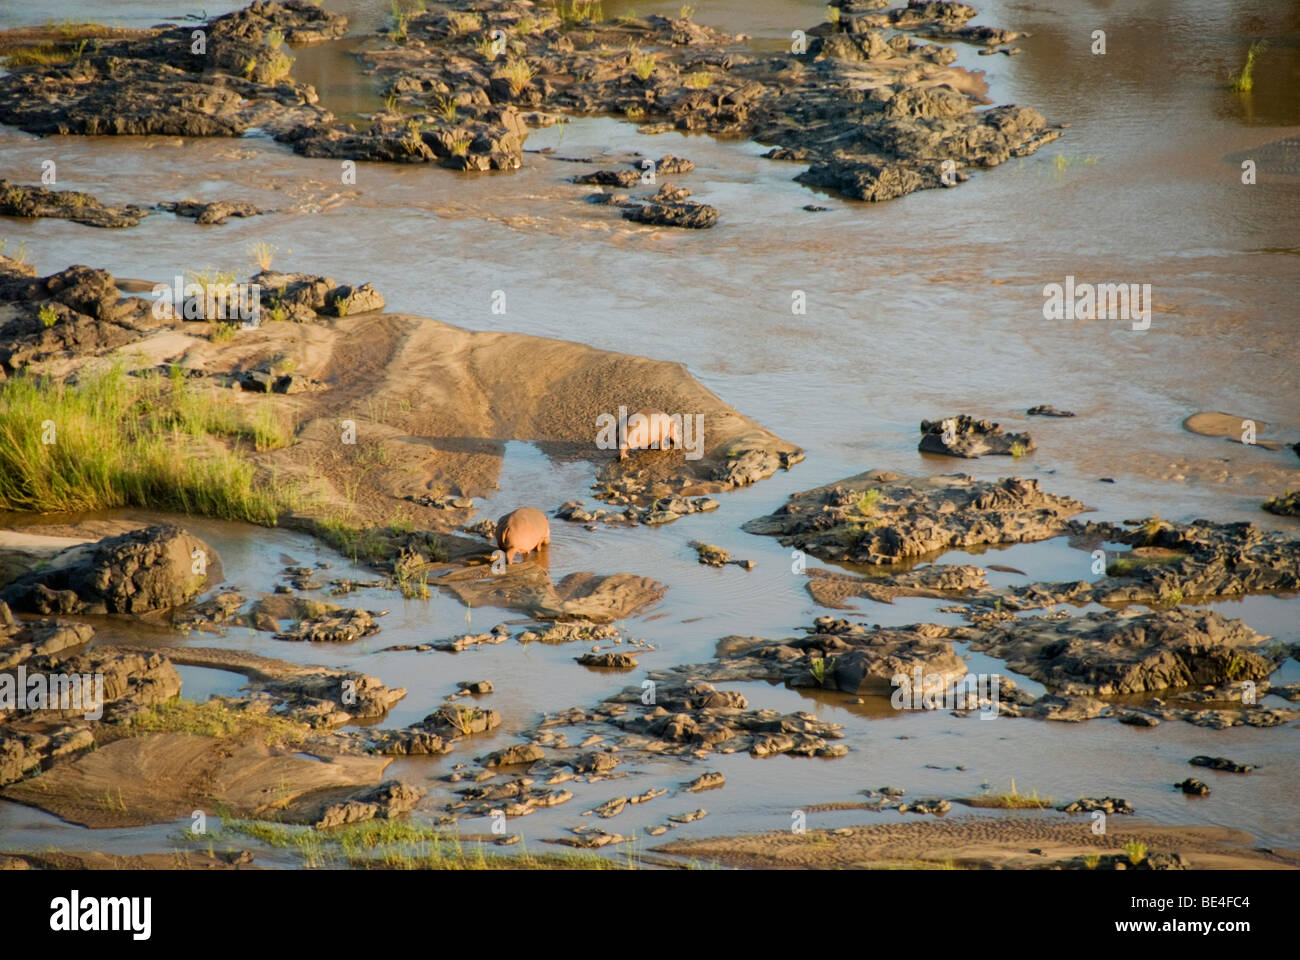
[
  {"x1": 618, "y1": 409, "x2": 681, "y2": 460},
  {"x1": 495, "y1": 507, "x2": 550, "y2": 563}
]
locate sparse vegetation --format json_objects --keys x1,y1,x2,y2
[
  {"x1": 1106, "y1": 551, "x2": 1185, "y2": 577},
  {"x1": 190, "y1": 816, "x2": 625, "y2": 869},
  {"x1": 125, "y1": 697, "x2": 309, "y2": 746},
  {"x1": 4, "y1": 42, "x2": 77, "y2": 66},
  {"x1": 447, "y1": 11, "x2": 483, "y2": 36},
  {"x1": 1231, "y1": 41, "x2": 1266, "y2": 93},
  {"x1": 210, "y1": 321, "x2": 239, "y2": 343},
  {"x1": 435, "y1": 95, "x2": 458, "y2": 122},
  {"x1": 38, "y1": 304, "x2": 58, "y2": 328},
  {"x1": 856, "y1": 488, "x2": 882, "y2": 515},
  {"x1": 1010, "y1": 441, "x2": 1028, "y2": 458},
  {"x1": 968, "y1": 779, "x2": 1052, "y2": 809},
  {"x1": 557, "y1": 0, "x2": 604, "y2": 28},
  {"x1": 497, "y1": 57, "x2": 535, "y2": 95},
  {"x1": 247, "y1": 240, "x2": 278, "y2": 272},
  {"x1": 629, "y1": 46, "x2": 656, "y2": 80},
  {"x1": 810, "y1": 657, "x2": 826, "y2": 684},
  {"x1": 1122, "y1": 839, "x2": 1147, "y2": 866},
  {"x1": 390, "y1": 13, "x2": 409, "y2": 43},
  {"x1": 683, "y1": 70, "x2": 713, "y2": 90}
]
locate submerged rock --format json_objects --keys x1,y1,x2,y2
[
  {"x1": 158, "y1": 198, "x2": 266, "y2": 225},
  {"x1": 622, "y1": 200, "x2": 719, "y2": 229},
  {"x1": 1189, "y1": 756, "x2": 1252, "y2": 774}
]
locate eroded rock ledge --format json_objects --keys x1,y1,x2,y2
[{"x1": 743, "y1": 469, "x2": 1086, "y2": 565}]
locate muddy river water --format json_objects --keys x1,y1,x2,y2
[{"x1": 0, "y1": 0, "x2": 1297, "y2": 862}]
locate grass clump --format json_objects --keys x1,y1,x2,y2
[
  {"x1": 1231, "y1": 41, "x2": 1266, "y2": 93},
  {"x1": 1122, "y1": 839, "x2": 1147, "y2": 866},
  {"x1": 1105, "y1": 550, "x2": 1185, "y2": 577},
  {"x1": 682, "y1": 70, "x2": 713, "y2": 90},
  {"x1": 4, "y1": 42, "x2": 77, "y2": 66},
  {"x1": 557, "y1": 0, "x2": 604, "y2": 28},
  {"x1": 968, "y1": 779, "x2": 1052, "y2": 809},
  {"x1": 247, "y1": 240, "x2": 277, "y2": 272},
  {"x1": 0, "y1": 363, "x2": 298, "y2": 522},
  {"x1": 38, "y1": 303, "x2": 58, "y2": 328},
  {"x1": 203, "y1": 817, "x2": 626, "y2": 869},
  {"x1": 496, "y1": 57, "x2": 534, "y2": 95},
  {"x1": 855, "y1": 487, "x2": 882, "y2": 516},
  {"x1": 629, "y1": 48, "x2": 656, "y2": 80},
  {"x1": 447, "y1": 11, "x2": 482, "y2": 36},
  {"x1": 125, "y1": 697, "x2": 309, "y2": 746}
]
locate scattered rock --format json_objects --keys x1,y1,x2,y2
[
  {"x1": 1189, "y1": 756, "x2": 1251, "y2": 774},
  {"x1": 919, "y1": 415, "x2": 1034, "y2": 458},
  {"x1": 1176, "y1": 777, "x2": 1211, "y2": 796}
]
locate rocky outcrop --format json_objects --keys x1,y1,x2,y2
[
  {"x1": 622, "y1": 200, "x2": 718, "y2": 228},
  {"x1": 0, "y1": 180, "x2": 147, "y2": 228},
  {"x1": 706, "y1": 617, "x2": 967, "y2": 695},
  {"x1": 0, "y1": 2, "x2": 341, "y2": 139},
  {"x1": 0, "y1": 525, "x2": 215, "y2": 616},
  {"x1": 977, "y1": 518, "x2": 1300, "y2": 613},
  {"x1": 1263, "y1": 490, "x2": 1300, "y2": 517},
  {"x1": 274, "y1": 608, "x2": 380, "y2": 643},
  {"x1": 743, "y1": 469, "x2": 1086, "y2": 564},
  {"x1": 969, "y1": 608, "x2": 1279, "y2": 696},
  {"x1": 352, "y1": 0, "x2": 1055, "y2": 203},
  {"x1": 804, "y1": 563, "x2": 987, "y2": 608},
  {"x1": 0, "y1": 258, "x2": 166, "y2": 373},
  {"x1": 254, "y1": 270, "x2": 386, "y2": 322},
  {"x1": 0, "y1": 607, "x2": 94, "y2": 671},
  {"x1": 314, "y1": 781, "x2": 423, "y2": 828},
  {"x1": 918, "y1": 414, "x2": 1034, "y2": 458}
]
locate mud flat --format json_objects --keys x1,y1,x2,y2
[{"x1": 654, "y1": 818, "x2": 1300, "y2": 870}]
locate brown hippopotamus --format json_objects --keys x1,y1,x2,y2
[
  {"x1": 618, "y1": 409, "x2": 681, "y2": 460},
  {"x1": 495, "y1": 507, "x2": 551, "y2": 563}
]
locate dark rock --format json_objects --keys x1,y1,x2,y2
[
  {"x1": 919, "y1": 414, "x2": 1034, "y2": 458},
  {"x1": 1189, "y1": 755, "x2": 1252, "y2": 774},
  {"x1": 0, "y1": 525, "x2": 215, "y2": 616},
  {"x1": 0, "y1": 180, "x2": 147, "y2": 228}
]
